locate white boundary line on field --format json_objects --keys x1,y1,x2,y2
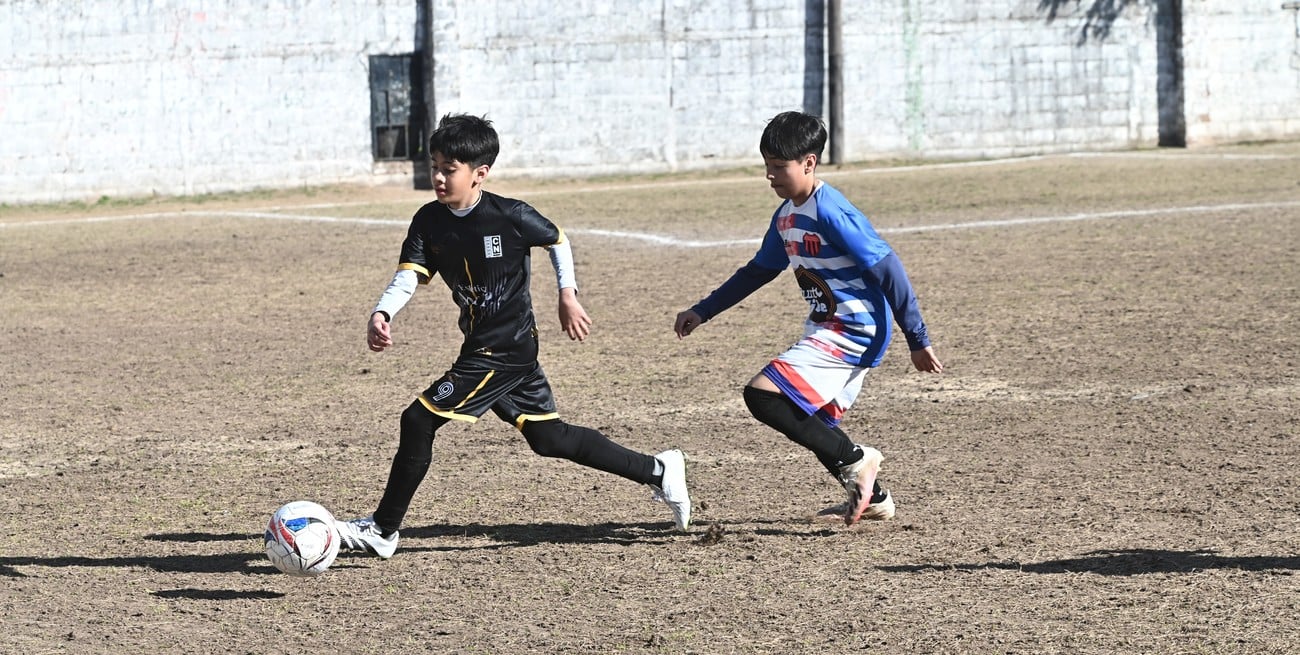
[
  {"x1": 4, "y1": 198, "x2": 1298, "y2": 248},
  {"x1": 566, "y1": 199, "x2": 1300, "y2": 246},
  {"x1": 0, "y1": 209, "x2": 408, "y2": 229},
  {"x1": 3, "y1": 199, "x2": 1299, "y2": 247},
  {"x1": 497, "y1": 150, "x2": 1300, "y2": 196},
  {"x1": 881, "y1": 199, "x2": 1300, "y2": 234},
  {"x1": 9, "y1": 149, "x2": 1295, "y2": 220}
]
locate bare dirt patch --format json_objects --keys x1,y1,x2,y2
[{"x1": 2, "y1": 146, "x2": 1298, "y2": 653}]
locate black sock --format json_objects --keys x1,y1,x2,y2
[
  {"x1": 649, "y1": 456, "x2": 665, "y2": 488},
  {"x1": 742, "y1": 386, "x2": 860, "y2": 475},
  {"x1": 521, "y1": 419, "x2": 658, "y2": 485},
  {"x1": 373, "y1": 400, "x2": 448, "y2": 533}
]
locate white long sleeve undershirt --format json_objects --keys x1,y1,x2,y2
[
  {"x1": 371, "y1": 268, "x2": 419, "y2": 319},
  {"x1": 547, "y1": 237, "x2": 578, "y2": 292}
]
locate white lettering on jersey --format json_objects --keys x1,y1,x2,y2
[{"x1": 484, "y1": 235, "x2": 503, "y2": 258}]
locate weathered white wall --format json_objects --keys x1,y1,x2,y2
[
  {"x1": 428, "y1": 1, "x2": 815, "y2": 175},
  {"x1": 835, "y1": 2, "x2": 1159, "y2": 158},
  {"x1": 427, "y1": 0, "x2": 1163, "y2": 172},
  {"x1": 1, "y1": 0, "x2": 1296, "y2": 204},
  {"x1": 1182, "y1": 0, "x2": 1300, "y2": 145},
  {"x1": 0, "y1": 1, "x2": 416, "y2": 203}
]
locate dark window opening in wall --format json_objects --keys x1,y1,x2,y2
[{"x1": 369, "y1": 54, "x2": 424, "y2": 162}]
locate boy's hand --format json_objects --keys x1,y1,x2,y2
[
  {"x1": 911, "y1": 346, "x2": 943, "y2": 373},
  {"x1": 367, "y1": 312, "x2": 393, "y2": 352},
  {"x1": 558, "y1": 288, "x2": 592, "y2": 341},
  {"x1": 674, "y1": 309, "x2": 703, "y2": 338}
]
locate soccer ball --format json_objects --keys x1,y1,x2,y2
[{"x1": 264, "y1": 500, "x2": 340, "y2": 577}]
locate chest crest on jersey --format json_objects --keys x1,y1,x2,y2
[
  {"x1": 784, "y1": 233, "x2": 822, "y2": 257},
  {"x1": 483, "y1": 235, "x2": 503, "y2": 258},
  {"x1": 802, "y1": 233, "x2": 821, "y2": 257}
]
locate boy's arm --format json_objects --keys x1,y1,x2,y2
[
  {"x1": 863, "y1": 253, "x2": 943, "y2": 372},
  {"x1": 546, "y1": 236, "x2": 578, "y2": 291},
  {"x1": 514, "y1": 200, "x2": 591, "y2": 341},
  {"x1": 675, "y1": 259, "x2": 783, "y2": 337},
  {"x1": 368, "y1": 268, "x2": 420, "y2": 352},
  {"x1": 691, "y1": 259, "x2": 784, "y2": 322},
  {"x1": 546, "y1": 236, "x2": 592, "y2": 341},
  {"x1": 676, "y1": 223, "x2": 786, "y2": 338}
]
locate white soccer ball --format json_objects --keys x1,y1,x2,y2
[{"x1": 264, "y1": 500, "x2": 340, "y2": 577}]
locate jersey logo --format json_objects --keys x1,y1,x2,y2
[
  {"x1": 483, "y1": 235, "x2": 503, "y2": 258},
  {"x1": 802, "y1": 233, "x2": 821, "y2": 257},
  {"x1": 794, "y1": 265, "x2": 836, "y2": 322},
  {"x1": 777, "y1": 213, "x2": 796, "y2": 232}
]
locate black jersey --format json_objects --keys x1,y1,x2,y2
[{"x1": 396, "y1": 191, "x2": 563, "y2": 367}]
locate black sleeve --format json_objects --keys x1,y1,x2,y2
[
  {"x1": 515, "y1": 201, "x2": 563, "y2": 247},
  {"x1": 397, "y1": 205, "x2": 437, "y2": 282}
]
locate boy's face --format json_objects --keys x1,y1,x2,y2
[
  {"x1": 430, "y1": 151, "x2": 489, "y2": 209},
  {"x1": 763, "y1": 153, "x2": 817, "y2": 203}
]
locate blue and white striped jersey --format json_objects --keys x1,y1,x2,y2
[
  {"x1": 691, "y1": 181, "x2": 930, "y2": 368},
  {"x1": 748, "y1": 182, "x2": 919, "y2": 367}
]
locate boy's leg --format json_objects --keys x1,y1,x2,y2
[
  {"x1": 745, "y1": 384, "x2": 886, "y2": 525},
  {"x1": 494, "y1": 366, "x2": 691, "y2": 530},
  {"x1": 373, "y1": 399, "x2": 448, "y2": 531},
  {"x1": 341, "y1": 357, "x2": 518, "y2": 558},
  {"x1": 489, "y1": 364, "x2": 655, "y2": 483},
  {"x1": 516, "y1": 419, "x2": 691, "y2": 531},
  {"x1": 742, "y1": 385, "x2": 860, "y2": 471},
  {"x1": 745, "y1": 340, "x2": 891, "y2": 525},
  {"x1": 337, "y1": 399, "x2": 448, "y2": 558},
  {"x1": 520, "y1": 418, "x2": 655, "y2": 481}
]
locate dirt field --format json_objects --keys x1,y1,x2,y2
[{"x1": 2, "y1": 144, "x2": 1298, "y2": 654}]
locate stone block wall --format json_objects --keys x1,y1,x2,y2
[{"x1": 1, "y1": 0, "x2": 1294, "y2": 203}]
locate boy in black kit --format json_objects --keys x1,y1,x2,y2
[{"x1": 336, "y1": 114, "x2": 690, "y2": 558}]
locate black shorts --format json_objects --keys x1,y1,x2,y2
[{"x1": 417, "y1": 355, "x2": 557, "y2": 430}]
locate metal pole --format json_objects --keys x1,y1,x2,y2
[
  {"x1": 414, "y1": 0, "x2": 435, "y2": 189},
  {"x1": 827, "y1": 0, "x2": 843, "y2": 165}
]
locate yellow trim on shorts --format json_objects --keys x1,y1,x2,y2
[
  {"x1": 415, "y1": 371, "x2": 495, "y2": 422},
  {"x1": 553, "y1": 227, "x2": 566, "y2": 245},
  {"x1": 417, "y1": 395, "x2": 477, "y2": 423},
  {"x1": 514, "y1": 412, "x2": 560, "y2": 431},
  {"x1": 454, "y1": 370, "x2": 494, "y2": 409}
]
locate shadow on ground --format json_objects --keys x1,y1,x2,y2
[
  {"x1": 879, "y1": 548, "x2": 1300, "y2": 576},
  {"x1": 0, "y1": 520, "x2": 703, "y2": 579}
]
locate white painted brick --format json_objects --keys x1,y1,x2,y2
[{"x1": 1, "y1": 0, "x2": 1296, "y2": 202}]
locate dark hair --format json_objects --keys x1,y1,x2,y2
[
  {"x1": 428, "y1": 113, "x2": 499, "y2": 167},
  {"x1": 759, "y1": 111, "x2": 827, "y2": 161}
]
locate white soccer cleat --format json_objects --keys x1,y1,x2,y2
[
  {"x1": 651, "y1": 449, "x2": 692, "y2": 531},
  {"x1": 860, "y1": 489, "x2": 896, "y2": 521},
  {"x1": 838, "y1": 446, "x2": 884, "y2": 526},
  {"x1": 334, "y1": 516, "x2": 399, "y2": 559},
  {"x1": 815, "y1": 489, "x2": 895, "y2": 523}
]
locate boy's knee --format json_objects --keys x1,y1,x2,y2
[
  {"x1": 400, "y1": 400, "x2": 438, "y2": 435},
  {"x1": 743, "y1": 385, "x2": 787, "y2": 423},
  {"x1": 520, "y1": 419, "x2": 577, "y2": 459},
  {"x1": 396, "y1": 400, "x2": 446, "y2": 460}
]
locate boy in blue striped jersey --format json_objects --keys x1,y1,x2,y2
[{"x1": 674, "y1": 111, "x2": 943, "y2": 526}]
